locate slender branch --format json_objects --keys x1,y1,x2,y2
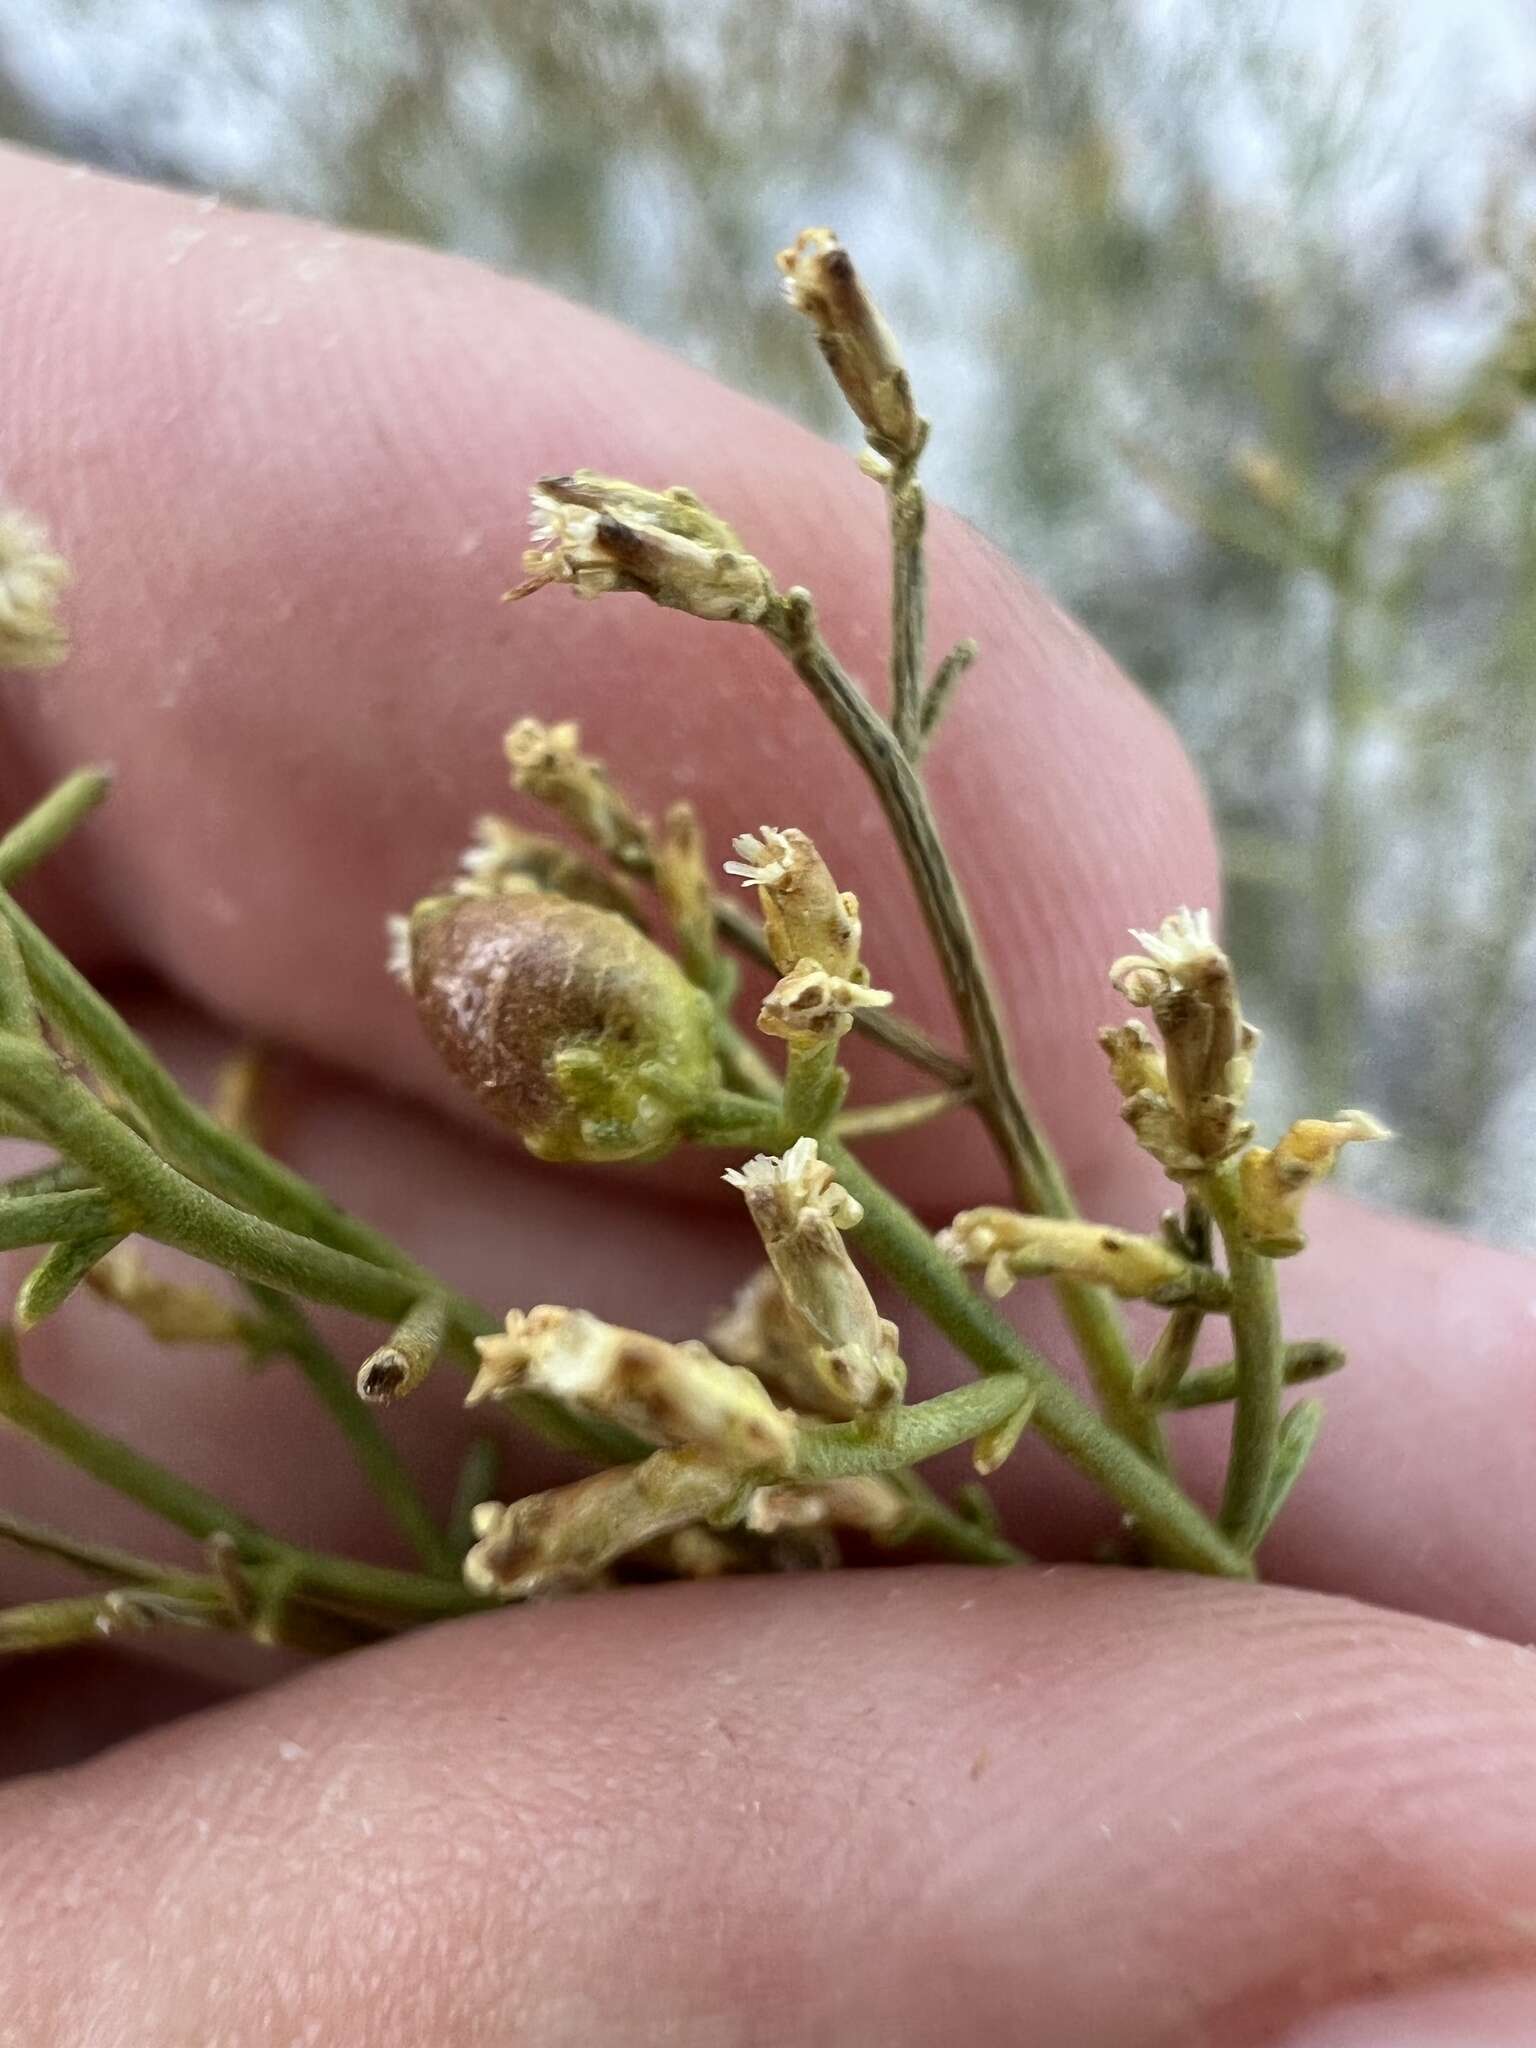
[
  {"x1": 834, "y1": 1086, "x2": 974, "y2": 1139},
  {"x1": 0, "y1": 985, "x2": 638, "y2": 1470},
  {"x1": 244, "y1": 1286, "x2": 456, "y2": 1577},
  {"x1": 1206, "y1": 1161, "x2": 1287, "y2": 1549},
  {"x1": 0, "y1": 1186, "x2": 121, "y2": 1251},
  {"x1": 0, "y1": 1338, "x2": 489, "y2": 1625},
  {"x1": 918, "y1": 637, "x2": 978, "y2": 750},
  {"x1": 824, "y1": 1140, "x2": 1249, "y2": 1577},
  {"x1": 1159, "y1": 1342, "x2": 1344, "y2": 1412},
  {"x1": 887, "y1": 466, "x2": 927, "y2": 754},
  {"x1": 0, "y1": 766, "x2": 113, "y2": 887},
  {"x1": 0, "y1": 1588, "x2": 228, "y2": 1656},
  {"x1": 761, "y1": 594, "x2": 1159, "y2": 1464}
]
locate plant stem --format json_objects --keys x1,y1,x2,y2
[
  {"x1": 0, "y1": 766, "x2": 113, "y2": 887},
  {"x1": 0, "y1": 1588, "x2": 227, "y2": 1655},
  {"x1": 0, "y1": 1186, "x2": 121, "y2": 1251},
  {"x1": 1206, "y1": 1161, "x2": 1287, "y2": 1550},
  {"x1": 792, "y1": 1373, "x2": 1035, "y2": 1482},
  {"x1": 780, "y1": 1039, "x2": 845, "y2": 1140},
  {"x1": 918, "y1": 638, "x2": 979, "y2": 750},
  {"x1": 888, "y1": 467, "x2": 927, "y2": 754},
  {"x1": 824, "y1": 1140, "x2": 1249, "y2": 1577},
  {"x1": 762, "y1": 595, "x2": 1161, "y2": 1466},
  {"x1": 0, "y1": 1000, "x2": 637, "y2": 1469},
  {"x1": 834, "y1": 1086, "x2": 974, "y2": 1139},
  {"x1": 244, "y1": 1285, "x2": 456, "y2": 1576},
  {"x1": 0, "y1": 1339, "x2": 489, "y2": 1625},
  {"x1": 1160, "y1": 1342, "x2": 1343, "y2": 1411}
]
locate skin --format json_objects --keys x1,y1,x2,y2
[{"x1": 1, "y1": 143, "x2": 1535, "y2": 2044}]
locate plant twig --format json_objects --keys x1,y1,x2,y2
[
  {"x1": 0, "y1": 766, "x2": 113, "y2": 888},
  {"x1": 1159, "y1": 1341, "x2": 1344, "y2": 1411},
  {"x1": 1206, "y1": 1160, "x2": 1288, "y2": 1549},
  {"x1": 244, "y1": 1285, "x2": 456, "y2": 1577},
  {"x1": 887, "y1": 461, "x2": 927, "y2": 754},
  {"x1": 918, "y1": 637, "x2": 978, "y2": 750},
  {"x1": 761, "y1": 593, "x2": 1161, "y2": 1467}
]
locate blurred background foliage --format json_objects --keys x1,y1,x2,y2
[{"x1": 5, "y1": 0, "x2": 1536, "y2": 1242}]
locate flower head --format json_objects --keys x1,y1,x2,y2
[
  {"x1": 756, "y1": 959, "x2": 893, "y2": 1046},
  {"x1": 724, "y1": 1138, "x2": 904, "y2": 1413},
  {"x1": 503, "y1": 717, "x2": 650, "y2": 865},
  {"x1": 470, "y1": 1303, "x2": 796, "y2": 1469},
  {"x1": 724, "y1": 825, "x2": 864, "y2": 978},
  {"x1": 775, "y1": 229, "x2": 924, "y2": 463},
  {"x1": 939, "y1": 1207, "x2": 1227, "y2": 1308},
  {"x1": 1238, "y1": 1110, "x2": 1390, "y2": 1256},
  {"x1": 509, "y1": 473, "x2": 775, "y2": 623}
]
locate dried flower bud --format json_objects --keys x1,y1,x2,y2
[
  {"x1": 0, "y1": 508, "x2": 69, "y2": 670},
  {"x1": 745, "y1": 1476, "x2": 910, "y2": 1539},
  {"x1": 756, "y1": 959, "x2": 893, "y2": 1046},
  {"x1": 1238, "y1": 1110, "x2": 1390, "y2": 1256},
  {"x1": 465, "y1": 1451, "x2": 744, "y2": 1600},
  {"x1": 937, "y1": 1208, "x2": 1228, "y2": 1307},
  {"x1": 509, "y1": 473, "x2": 776, "y2": 623},
  {"x1": 469, "y1": 1304, "x2": 797, "y2": 1469},
  {"x1": 776, "y1": 228, "x2": 925, "y2": 463},
  {"x1": 1098, "y1": 1020, "x2": 1168, "y2": 1102},
  {"x1": 1109, "y1": 907, "x2": 1258, "y2": 1173},
  {"x1": 503, "y1": 718, "x2": 650, "y2": 866},
  {"x1": 456, "y1": 814, "x2": 640, "y2": 921},
  {"x1": 724, "y1": 826, "x2": 863, "y2": 978},
  {"x1": 85, "y1": 1246, "x2": 249, "y2": 1345},
  {"x1": 398, "y1": 890, "x2": 718, "y2": 1163},
  {"x1": 724, "y1": 1137, "x2": 904, "y2": 1412},
  {"x1": 709, "y1": 1264, "x2": 866, "y2": 1422}
]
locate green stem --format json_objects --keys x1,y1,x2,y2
[
  {"x1": 793, "y1": 1374, "x2": 1035, "y2": 1482},
  {"x1": 449, "y1": 1437, "x2": 501, "y2": 1558},
  {"x1": 0, "y1": 767, "x2": 113, "y2": 887},
  {"x1": 244, "y1": 1286, "x2": 456, "y2": 1577},
  {"x1": 823, "y1": 1141, "x2": 1249, "y2": 1577},
  {"x1": 780, "y1": 1039, "x2": 845, "y2": 1140},
  {"x1": 0, "y1": 1341, "x2": 488, "y2": 1625},
  {"x1": 762, "y1": 597, "x2": 1161, "y2": 1469},
  {"x1": 357, "y1": 1291, "x2": 452, "y2": 1403},
  {"x1": 888, "y1": 470, "x2": 927, "y2": 754},
  {"x1": 0, "y1": 1588, "x2": 227, "y2": 1656},
  {"x1": 16, "y1": 1230, "x2": 123, "y2": 1327},
  {"x1": 1160, "y1": 1342, "x2": 1344, "y2": 1412},
  {"x1": 0, "y1": 1031, "x2": 641, "y2": 1468},
  {"x1": 1207, "y1": 1161, "x2": 1288, "y2": 1550},
  {"x1": 0, "y1": 1186, "x2": 120, "y2": 1250}
]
